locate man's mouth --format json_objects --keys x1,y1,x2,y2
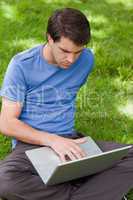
[{"x1": 62, "y1": 62, "x2": 72, "y2": 66}]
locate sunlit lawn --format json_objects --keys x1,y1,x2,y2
[{"x1": 0, "y1": 0, "x2": 133, "y2": 198}]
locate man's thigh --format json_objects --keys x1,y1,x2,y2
[
  {"x1": 0, "y1": 142, "x2": 72, "y2": 200},
  {"x1": 70, "y1": 139, "x2": 133, "y2": 200}
]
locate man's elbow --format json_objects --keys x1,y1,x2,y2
[{"x1": 0, "y1": 116, "x2": 12, "y2": 136}]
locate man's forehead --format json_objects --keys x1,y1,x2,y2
[
  {"x1": 59, "y1": 47, "x2": 83, "y2": 54},
  {"x1": 56, "y1": 37, "x2": 84, "y2": 53}
]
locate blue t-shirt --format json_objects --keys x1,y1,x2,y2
[{"x1": 0, "y1": 44, "x2": 94, "y2": 147}]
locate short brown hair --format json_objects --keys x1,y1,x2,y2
[{"x1": 46, "y1": 7, "x2": 91, "y2": 45}]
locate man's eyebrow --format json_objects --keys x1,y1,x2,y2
[{"x1": 59, "y1": 47, "x2": 83, "y2": 54}]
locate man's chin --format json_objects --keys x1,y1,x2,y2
[
  {"x1": 59, "y1": 63, "x2": 72, "y2": 69},
  {"x1": 60, "y1": 65, "x2": 70, "y2": 69}
]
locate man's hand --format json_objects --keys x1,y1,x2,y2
[{"x1": 46, "y1": 134, "x2": 88, "y2": 162}]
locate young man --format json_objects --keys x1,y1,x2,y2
[{"x1": 0, "y1": 7, "x2": 132, "y2": 200}]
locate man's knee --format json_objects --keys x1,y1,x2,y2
[
  {"x1": 0, "y1": 174, "x2": 8, "y2": 197},
  {"x1": 0, "y1": 165, "x2": 14, "y2": 197}
]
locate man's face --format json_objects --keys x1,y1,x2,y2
[{"x1": 48, "y1": 35, "x2": 84, "y2": 69}]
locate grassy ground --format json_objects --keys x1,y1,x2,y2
[{"x1": 0, "y1": 0, "x2": 133, "y2": 198}]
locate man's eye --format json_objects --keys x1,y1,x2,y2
[
  {"x1": 60, "y1": 49, "x2": 81, "y2": 55},
  {"x1": 62, "y1": 50, "x2": 68, "y2": 53}
]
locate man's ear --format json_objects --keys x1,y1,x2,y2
[{"x1": 47, "y1": 34, "x2": 54, "y2": 45}]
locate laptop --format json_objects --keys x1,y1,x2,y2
[{"x1": 25, "y1": 136, "x2": 132, "y2": 186}]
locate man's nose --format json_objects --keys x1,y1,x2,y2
[{"x1": 67, "y1": 54, "x2": 75, "y2": 63}]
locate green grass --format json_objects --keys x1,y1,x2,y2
[{"x1": 0, "y1": 0, "x2": 133, "y2": 198}]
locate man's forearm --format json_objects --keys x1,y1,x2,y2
[{"x1": 0, "y1": 118, "x2": 52, "y2": 146}]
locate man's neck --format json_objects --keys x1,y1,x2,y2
[{"x1": 42, "y1": 43, "x2": 57, "y2": 65}]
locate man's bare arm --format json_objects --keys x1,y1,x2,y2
[
  {"x1": 0, "y1": 97, "x2": 87, "y2": 161},
  {"x1": 0, "y1": 97, "x2": 52, "y2": 146}
]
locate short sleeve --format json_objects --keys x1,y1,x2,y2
[
  {"x1": 81, "y1": 49, "x2": 94, "y2": 86},
  {"x1": 0, "y1": 57, "x2": 27, "y2": 104}
]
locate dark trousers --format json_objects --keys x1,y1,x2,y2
[{"x1": 0, "y1": 133, "x2": 133, "y2": 200}]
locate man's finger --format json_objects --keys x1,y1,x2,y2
[
  {"x1": 59, "y1": 153, "x2": 67, "y2": 163},
  {"x1": 74, "y1": 137, "x2": 88, "y2": 144},
  {"x1": 69, "y1": 147, "x2": 86, "y2": 159},
  {"x1": 66, "y1": 151, "x2": 77, "y2": 161}
]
